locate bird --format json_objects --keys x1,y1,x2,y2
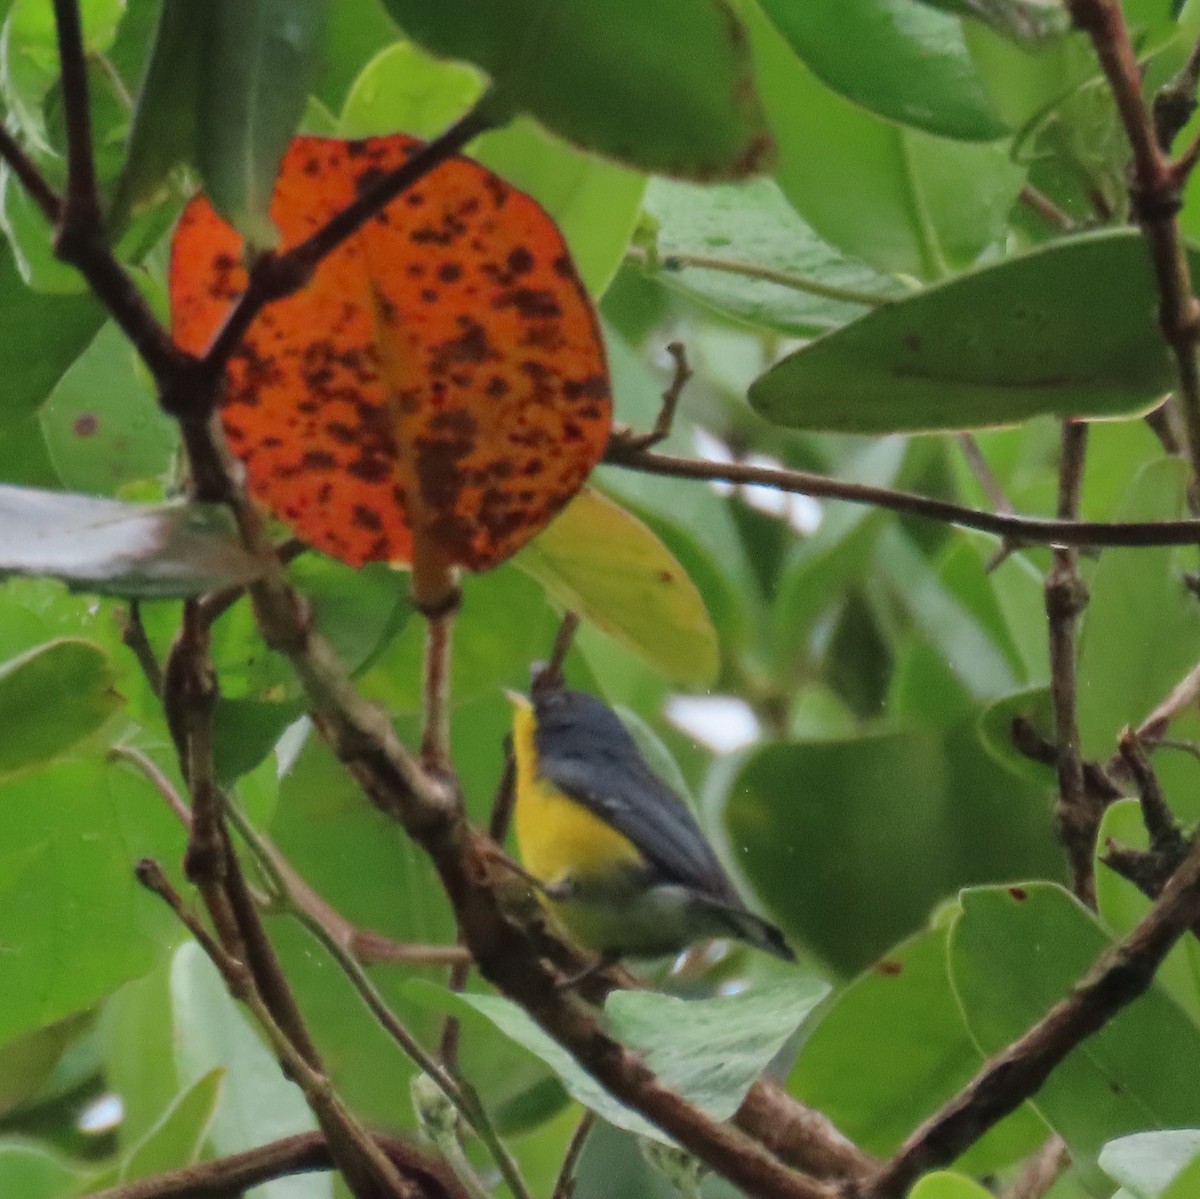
[{"x1": 505, "y1": 685, "x2": 794, "y2": 963}]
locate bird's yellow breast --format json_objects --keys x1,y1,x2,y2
[{"x1": 511, "y1": 699, "x2": 644, "y2": 885}]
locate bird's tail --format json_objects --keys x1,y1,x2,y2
[{"x1": 702, "y1": 900, "x2": 796, "y2": 961}]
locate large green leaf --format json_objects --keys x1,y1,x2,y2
[
  {"x1": 1076, "y1": 459, "x2": 1200, "y2": 757},
  {"x1": 0, "y1": 759, "x2": 158, "y2": 1049},
  {"x1": 410, "y1": 978, "x2": 827, "y2": 1143},
  {"x1": 0, "y1": 486, "x2": 264, "y2": 597},
  {"x1": 118, "y1": 1069, "x2": 224, "y2": 1185},
  {"x1": 789, "y1": 926, "x2": 1046, "y2": 1169},
  {"x1": 513, "y1": 487, "x2": 719, "y2": 687},
  {"x1": 379, "y1": 0, "x2": 772, "y2": 179},
  {"x1": 0, "y1": 639, "x2": 121, "y2": 777},
  {"x1": 0, "y1": 1141, "x2": 86, "y2": 1199},
  {"x1": 949, "y1": 883, "x2": 1200, "y2": 1180},
  {"x1": 745, "y1": 0, "x2": 1024, "y2": 278},
  {"x1": 750, "y1": 231, "x2": 1178, "y2": 432},
  {"x1": 759, "y1": 0, "x2": 1008, "y2": 140},
  {"x1": 196, "y1": 0, "x2": 328, "y2": 245},
  {"x1": 640, "y1": 176, "x2": 901, "y2": 336},
  {"x1": 917, "y1": 0, "x2": 1072, "y2": 42}
]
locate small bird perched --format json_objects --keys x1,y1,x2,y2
[{"x1": 506, "y1": 686, "x2": 794, "y2": 963}]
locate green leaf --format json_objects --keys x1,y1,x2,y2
[
  {"x1": 379, "y1": 0, "x2": 772, "y2": 179},
  {"x1": 0, "y1": 0, "x2": 124, "y2": 151},
  {"x1": 746, "y1": 0, "x2": 1025, "y2": 278},
  {"x1": 0, "y1": 1141, "x2": 85, "y2": 1199},
  {"x1": 0, "y1": 486, "x2": 265, "y2": 598},
  {"x1": 917, "y1": 0, "x2": 1072, "y2": 43},
  {"x1": 1101, "y1": 1130, "x2": 1200, "y2": 1199},
  {"x1": 908, "y1": 1171, "x2": 996, "y2": 1199},
  {"x1": 196, "y1": 0, "x2": 328, "y2": 246},
  {"x1": 949, "y1": 883, "x2": 1200, "y2": 1179},
  {"x1": 39, "y1": 323, "x2": 175, "y2": 495},
  {"x1": 718, "y1": 730, "x2": 951, "y2": 973},
  {"x1": 108, "y1": 1, "x2": 209, "y2": 232},
  {"x1": 409, "y1": 978, "x2": 827, "y2": 1142},
  {"x1": 750, "y1": 231, "x2": 1178, "y2": 433},
  {"x1": 1166, "y1": 1155, "x2": 1200, "y2": 1199},
  {"x1": 0, "y1": 759, "x2": 158, "y2": 1049},
  {"x1": 640, "y1": 176, "x2": 901, "y2": 336},
  {"x1": 759, "y1": 0, "x2": 1008, "y2": 140},
  {"x1": 0, "y1": 639, "x2": 120, "y2": 777},
  {"x1": 120, "y1": 1069, "x2": 224, "y2": 1184},
  {"x1": 513, "y1": 487, "x2": 719, "y2": 687},
  {"x1": 976, "y1": 685, "x2": 1055, "y2": 786},
  {"x1": 339, "y1": 40, "x2": 645, "y2": 296},
  {"x1": 169, "y1": 943, "x2": 330, "y2": 1199},
  {"x1": 789, "y1": 926, "x2": 1046, "y2": 1169},
  {"x1": 0, "y1": 247, "x2": 103, "y2": 436},
  {"x1": 0, "y1": 171, "x2": 85, "y2": 294},
  {"x1": 1076, "y1": 458, "x2": 1200, "y2": 757},
  {"x1": 1096, "y1": 801, "x2": 1200, "y2": 1023}
]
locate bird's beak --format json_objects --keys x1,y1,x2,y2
[{"x1": 503, "y1": 688, "x2": 531, "y2": 712}]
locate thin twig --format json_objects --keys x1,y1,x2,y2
[
  {"x1": 604, "y1": 444, "x2": 1200, "y2": 548},
  {"x1": 1118, "y1": 728, "x2": 1187, "y2": 857},
  {"x1": 1001, "y1": 1136, "x2": 1069, "y2": 1199},
  {"x1": 867, "y1": 832, "x2": 1200, "y2": 1197},
  {"x1": 1066, "y1": 0, "x2": 1200, "y2": 490},
  {"x1": 50, "y1": 0, "x2": 100, "y2": 235},
  {"x1": 0, "y1": 123, "x2": 60, "y2": 221},
  {"x1": 625, "y1": 245, "x2": 896, "y2": 308},
  {"x1": 1045, "y1": 421, "x2": 1097, "y2": 907},
  {"x1": 80, "y1": 1130, "x2": 470, "y2": 1199},
  {"x1": 551, "y1": 1111, "x2": 596, "y2": 1199},
  {"x1": 1018, "y1": 184, "x2": 1076, "y2": 233},
  {"x1": 421, "y1": 603, "x2": 457, "y2": 775},
  {"x1": 117, "y1": 601, "x2": 164, "y2": 696},
  {"x1": 136, "y1": 860, "x2": 420, "y2": 1199}
]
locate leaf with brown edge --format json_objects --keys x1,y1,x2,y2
[{"x1": 169, "y1": 134, "x2": 611, "y2": 573}]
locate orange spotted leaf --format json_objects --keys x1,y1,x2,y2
[{"x1": 169, "y1": 135, "x2": 611, "y2": 570}]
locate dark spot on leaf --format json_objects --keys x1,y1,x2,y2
[
  {"x1": 1008, "y1": 886, "x2": 1028, "y2": 901},
  {"x1": 438, "y1": 262, "x2": 463, "y2": 283},
  {"x1": 507, "y1": 246, "x2": 534, "y2": 275},
  {"x1": 874, "y1": 959, "x2": 903, "y2": 976},
  {"x1": 352, "y1": 504, "x2": 383, "y2": 531},
  {"x1": 903, "y1": 333, "x2": 923, "y2": 352},
  {"x1": 73, "y1": 413, "x2": 99, "y2": 437}
]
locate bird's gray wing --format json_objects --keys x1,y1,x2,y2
[{"x1": 538, "y1": 748, "x2": 742, "y2": 905}]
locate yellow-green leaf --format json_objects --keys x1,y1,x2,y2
[{"x1": 513, "y1": 487, "x2": 718, "y2": 686}]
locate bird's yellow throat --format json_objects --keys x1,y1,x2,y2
[{"x1": 510, "y1": 695, "x2": 643, "y2": 886}]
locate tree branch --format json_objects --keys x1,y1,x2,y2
[
  {"x1": 865, "y1": 833, "x2": 1200, "y2": 1197},
  {"x1": 604, "y1": 445, "x2": 1200, "y2": 548}
]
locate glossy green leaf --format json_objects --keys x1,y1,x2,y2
[
  {"x1": 196, "y1": 0, "x2": 328, "y2": 246},
  {"x1": 1101, "y1": 1130, "x2": 1200, "y2": 1199},
  {"x1": 411, "y1": 978, "x2": 826, "y2": 1142},
  {"x1": 917, "y1": 0, "x2": 1072, "y2": 42},
  {"x1": 1166, "y1": 1155, "x2": 1200, "y2": 1199},
  {"x1": 746, "y1": 0, "x2": 1024, "y2": 277},
  {"x1": 379, "y1": 0, "x2": 772, "y2": 179},
  {"x1": 789, "y1": 926, "x2": 1046, "y2": 1169},
  {"x1": 120, "y1": 1069, "x2": 223, "y2": 1184},
  {"x1": 0, "y1": 485, "x2": 265, "y2": 598},
  {"x1": 40, "y1": 323, "x2": 175, "y2": 495},
  {"x1": 760, "y1": 0, "x2": 1007, "y2": 140},
  {"x1": 514, "y1": 487, "x2": 719, "y2": 687},
  {"x1": 750, "y1": 231, "x2": 1178, "y2": 433},
  {"x1": 0, "y1": 1141, "x2": 85, "y2": 1199},
  {"x1": 0, "y1": 759, "x2": 158, "y2": 1049},
  {"x1": 169, "y1": 943, "x2": 330, "y2": 1199},
  {"x1": 1076, "y1": 459, "x2": 1200, "y2": 757},
  {"x1": 640, "y1": 176, "x2": 901, "y2": 336},
  {"x1": 339, "y1": 40, "x2": 645, "y2": 296},
  {"x1": 949, "y1": 883, "x2": 1200, "y2": 1177},
  {"x1": 0, "y1": 639, "x2": 120, "y2": 776},
  {"x1": 0, "y1": 172, "x2": 84, "y2": 294}
]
